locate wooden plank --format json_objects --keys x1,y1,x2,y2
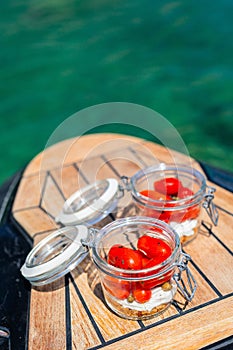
[
  {"x1": 28, "y1": 282, "x2": 67, "y2": 350},
  {"x1": 75, "y1": 156, "x2": 119, "y2": 184},
  {"x1": 28, "y1": 279, "x2": 66, "y2": 350},
  {"x1": 51, "y1": 165, "x2": 81, "y2": 199},
  {"x1": 40, "y1": 173, "x2": 65, "y2": 219},
  {"x1": 208, "y1": 182, "x2": 233, "y2": 214},
  {"x1": 13, "y1": 174, "x2": 46, "y2": 211},
  {"x1": 69, "y1": 278, "x2": 102, "y2": 349},
  {"x1": 28, "y1": 229, "x2": 67, "y2": 350},
  {"x1": 13, "y1": 208, "x2": 59, "y2": 237},
  {"x1": 101, "y1": 297, "x2": 233, "y2": 350},
  {"x1": 185, "y1": 212, "x2": 233, "y2": 295},
  {"x1": 189, "y1": 161, "x2": 233, "y2": 213},
  {"x1": 141, "y1": 140, "x2": 200, "y2": 169},
  {"x1": 212, "y1": 209, "x2": 233, "y2": 251},
  {"x1": 101, "y1": 147, "x2": 149, "y2": 176}
]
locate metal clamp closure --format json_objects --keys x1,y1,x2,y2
[
  {"x1": 202, "y1": 186, "x2": 219, "y2": 226},
  {"x1": 173, "y1": 252, "x2": 197, "y2": 302},
  {"x1": 80, "y1": 228, "x2": 98, "y2": 249},
  {"x1": 117, "y1": 176, "x2": 132, "y2": 198}
]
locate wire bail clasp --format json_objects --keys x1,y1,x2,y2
[
  {"x1": 202, "y1": 186, "x2": 219, "y2": 226},
  {"x1": 173, "y1": 252, "x2": 197, "y2": 302},
  {"x1": 80, "y1": 227, "x2": 98, "y2": 249},
  {"x1": 117, "y1": 176, "x2": 132, "y2": 199}
]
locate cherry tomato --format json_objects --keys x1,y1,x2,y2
[
  {"x1": 137, "y1": 257, "x2": 174, "y2": 289},
  {"x1": 178, "y1": 187, "x2": 194, "y2": 199},
  {"x1": 140, "y1": 189, "x2": 171, "y2": 202},
  {"x1": 139, "y1": 265, "x2": 173, "y2": 290},
  {"x1": 137, "y1": 235, "x2": 172, "y2": 261},
  {"x1": 147, "y1": 227, "x2": 164, "y2": 235},
  {"x1": 157, "y1": 210, "x2": 172, "y2": 222},
  {"x1": 141, "y1": 253, "x2": 151, "y2": 268},
  {"x1": 142, "y1": 207, "x2": 166, "y2": 221},
  {"x1": 167, "y1": 209, "x2": 186, "y2": 222},
  {"x1": 154, "y1": 177, "x2": 182, "y2": 196},
  {"x1": 139, "y1": 189, "x2": 173, "y2": 221},
  {"x1": 108, "y1": 245, "x2": 143, "y2": 270},
  {"x1": 145, "y1": 208, "x2": 174, "y2": 223},
  {"x1": 182, "y1": 205, "x2": 200, "y2": 221},
  {"x1": 133, "y1": 288, "x2": 152, "y2": 303},
  {"x1": 103, "y1": 275, "x2": 130, "y2": 300},
  {"x1": 107, "y1": 244, "x2": 122, "y2": 262}
]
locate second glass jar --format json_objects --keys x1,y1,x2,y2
[{"x1": 56, "y1": 163, "x2": 219, "y2": 245}]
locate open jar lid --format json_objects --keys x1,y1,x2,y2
[
  {"x1": 21, "y1": 226, "x2": 90, "y2": 285},
  {"x1": 56, "y1": 178, "x2": 119, "y2": 226}
]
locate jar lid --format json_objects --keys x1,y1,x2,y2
[
  {"x1": 56, "y1": 178, "x2": 119, "y2": 226},
  {"x1": 21, "y1": 226, "x2": 90, "y2": 285}
]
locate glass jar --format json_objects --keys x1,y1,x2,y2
[
  {"x1": 21, "y1": 217, "x2": 196, "y2": 320},
  {"x1": 56, "y1": 163, "x2": 218, "y2": 245},
  {"x1": 130, "y1": 164, "x2": 219, "y2": 245}
]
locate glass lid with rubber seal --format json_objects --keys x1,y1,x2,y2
[
  {"x1": 56, "y1": 178, "x2": 119, "y2": 226},
  {"x1": 21, "y1": 226, "x2": 91, "y2": 286}
]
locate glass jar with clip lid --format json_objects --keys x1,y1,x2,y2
[{"x1": 21, "y1": 217, "x2": 197, "y2": 320}]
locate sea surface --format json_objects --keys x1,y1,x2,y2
[{"x1": 0, "y1": 0, "x2": 233, "y2": 184}]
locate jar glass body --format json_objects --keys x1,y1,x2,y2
[
  {"x1": 130, "y1": 165, "x2": 206, "y2": 245},
  {"x1": 21, "y1": 217, "x2": 196, "y2": 320},
  {"x1": 92, "y1": 217, "x2": 182, "y2": 320}
]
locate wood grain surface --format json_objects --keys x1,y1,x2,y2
[{"x1": 12, "y1": 133, "x2": 233, "y2": 350}]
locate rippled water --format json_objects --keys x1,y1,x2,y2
[{"x1": 0, "y1": 0, "x2": 232, "y2": 184}]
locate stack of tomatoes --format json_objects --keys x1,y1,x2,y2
[
  {"x1": 103, "y1": 234, "x2": 172, "y2": 303},
  {"x1": 140, "y1": 177, "x2": 200, "y2": 222}
]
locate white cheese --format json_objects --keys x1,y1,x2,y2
[
  {"x1": 170, "y1": 219, "x2": 198, "y2": 237},
  {"x1": 115, "y1": 282, "x2": 177, "y2": 312}
]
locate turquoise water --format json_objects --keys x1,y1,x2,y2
[{"x1": 0, "y1": 0, "x2": 233, "y2": 184}]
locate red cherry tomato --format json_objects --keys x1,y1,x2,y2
[
  {"x1": 178, "y1": 187, "x2": 194, "y2": 199},
  {"x1": 108, "y1": 245, "x2": 143, "y2": 270},
  {"x1": 141, "y1": 253, "x2": 151, "y2": 268},
  {"x1": 139, "y1": 265, "x2": 173, "y2": 290},
  {"x1": 141, "y1": 207, "x2": 166, "y2": 221},
  {"x1": 144, "y1": 208, "x2": 175, "y2": 223},
  {"x1": 154, "y1": 177, "x2": 182, "y2": 196},
  {"x1": 137, "y1": 257, "x2": 174, "y2": 290},
  {"x1": 167, "y1": 209, "x2": 186, "y2": 223},
  {"x1": 139, "y1": 189, "x2": 174, "y2": 221},
  {"x1": 103, "y1": 275, "x2": 130, "y2": 300},
  {"x1": 133, "y1": 288, "x2": 152, "y2": 303},
  {"x1": 182, "y1": 205, "x2": 200, "y2": 221},
  {"x1": 137, "y1": 235, "x2": 172, "y2": 261},
  {"x1": 143, "y1": 256, "x2": 169, "y2": 269},
  {"x1": 157, "y1": 210, "x2": 173, "y2": 222},
  {"x1": 107, "y1": 244, "x2": 122, "y2": 261},
  {"x1": 140, "y1": 189, "x2": 171, "y2": 202}
]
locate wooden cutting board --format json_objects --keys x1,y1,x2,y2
[{"x1": 12, "y1": 133, "x2": 233, "y2": 350}]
